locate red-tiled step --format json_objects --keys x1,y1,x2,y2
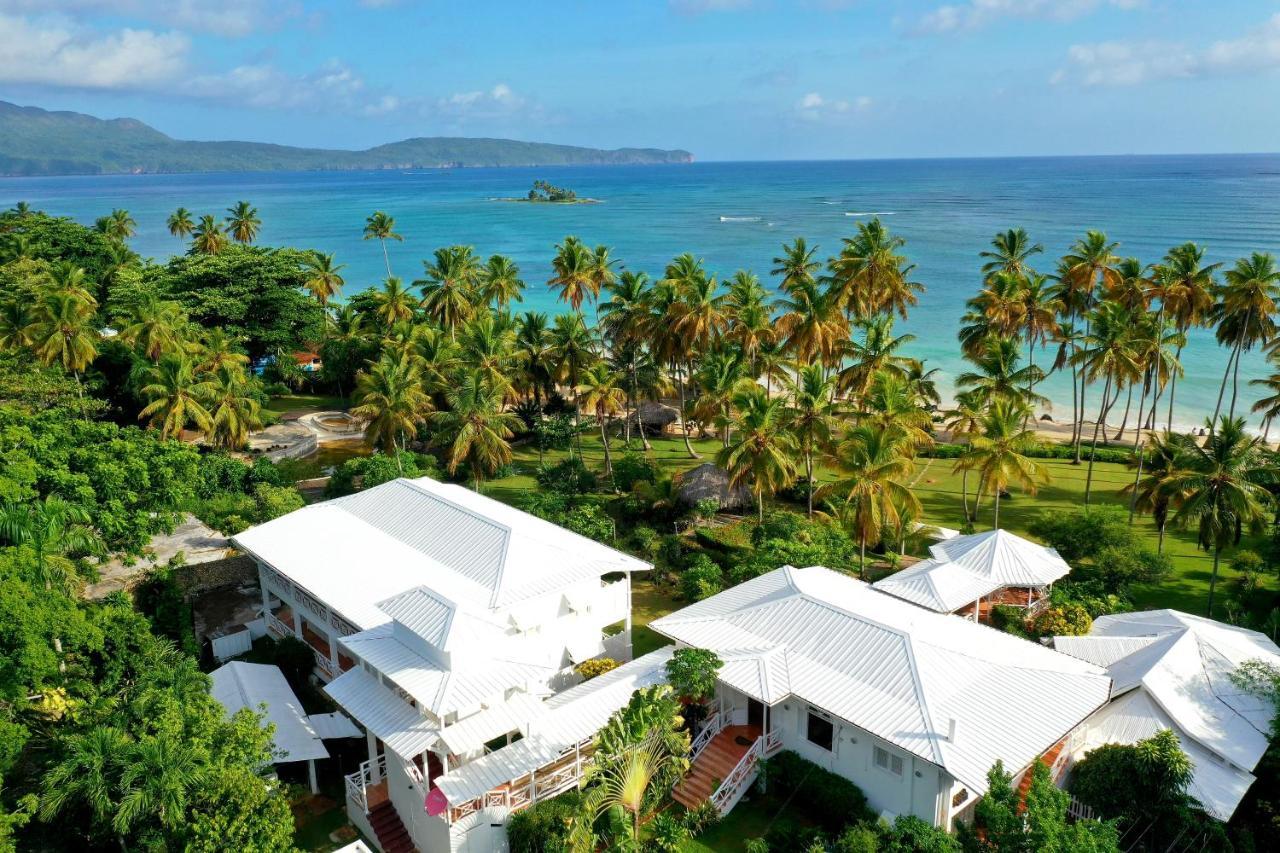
[
  {"x1": 674, "y1": 725, "x2": 761, "y2": 811},
  {"x1": 368, "y1": 800, "x2": 416, "y2": 853}
]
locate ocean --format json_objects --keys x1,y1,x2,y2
[{"x1": 4, "y1": 155, "x2": 1279, "y2": 430}]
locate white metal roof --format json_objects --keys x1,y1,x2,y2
[
  {"x1": 1068, "y1": 688, "x2": 1256, "y2": 821},
  {"x1": 307, "y1": 712, "x2": 363, "y2": 740},
  {"x1": 339, "y1": 624, "x2": 555, "y2": 717},
  {"x1": 433, "y1": 648, "x2": 674, "y2": 804},
  {"x1": 436, "y1": 693, "x2": 547, "y2": 755},
  {"x1": 233, "y1": 476, "x2": 647, "y2": 621},
  {"x1": 210, "y1": 662, "x2": 329, "y2": 763},
  {"x1": 651, "y1": 566, "x2": 1110, "y2": 794},
  {"x1": 1053, "y1": 610, "x2": 1280, "y2": 773},
  {"x1": 873, "y1": 529, "x2": 1071, "y2": 613},
  {"x1": 323, "y1": 666, "x2": 440, "y2": 758}
]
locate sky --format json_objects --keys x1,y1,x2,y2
[{"x1": 1, "y1": 1, "x2": 1278, "y2": 161}]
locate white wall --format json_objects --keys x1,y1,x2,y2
[{"x1": 773, "y1": 700, "x2": 950, "y2": 826}]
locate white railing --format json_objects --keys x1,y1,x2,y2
[
  {"x1": 1066, "y1": 796, "x2": 1097, "y2": 822},
  {"x1": 265, "y1": 611, "x2": 292, "y2": 639},
  {"x1": 312, "y1": 647, "x2": 338, "y2": 682},
  {"x1": 763, "y1": 728, "x2": 783, "y2": 756},
  {"x1": 709, "y1": 734, "x2": 766, "y2": 816},
  {"x1": 345, "y1": 753, "x2": 388, "y2": 814},
  {"x1": 603, "y1": 631, "x2": 630, "y2": 662},
  {"x1": 448, "y1": 740, "x2": 593, "y2": 824},
  {"x1": 689, "y1": 711, "x2": 724, "y2": 761}
]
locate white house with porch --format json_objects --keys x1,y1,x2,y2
[
  {"x1": 1052, "y1": 610, "x2": 1280, "y2": 821},
  {"x1": 651, "y1": 565, "x2": 1112, "y2": 828},
  {"x1": 231, "y1": 476, "x2": 649, "y2": 853},
  {"x1": 873, "y1": 529, "x2": 1071, "y2": 622}
]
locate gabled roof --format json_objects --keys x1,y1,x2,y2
[
  {"x1": 873, "y1": 529, "x2": 1071, "y2": 613},
  {"x1": 232, "y1": 475, "x2": 649, "y2": 627},
  {"x1": 652, "y1": 566, "x2": 1111, "y2": 794},
  {"x1": 1053, "y1": 609, "x2": 1280, "y2": 772},
  {"x1": 210, "y1": 662, "x2": 328, "y2": 763}
]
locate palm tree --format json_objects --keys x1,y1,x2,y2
[
  {"x1": 577, "y1": 362, "x2": 627, "y2": 477},
  {"x1": 363, "y1": 211, "x2": 402, "y2": 276},
  {"x1": 820, "y1": 424, "x2": 919, "y2": 575},
  {"x1": 673, "y1": 263, "x2": 727, "y2": 356},
  {"x1": 167, "y1": 207, "x2": 195, "y2": 239},
  {"x1": 39, "y1": 725, "x2": 129, "y2": 836},
  {"x1": 1165, "y1": 417, "x2": 1276, "y2": 614},
  {"x1": 1250, "y1": 353, "x2": 1280, "y2": 443},
  {"x1": 430, "y1": 371, "x2": 522, "y2": 491},
  {"x1": 955, "y1": 336, "x2": 1047, "y2": 410},
  {"x1": 1107, "y1": 257, "x2": 1153, "y2": 312},
  {"x1": 206, "y1": 365, "x2": 263, "y2": 450},
  {"x1": 114, "y1": 736, "x2": 206, "y2": 834},
  {"x1": 980, "y1": 227, "x2": 1043, "y2": 279},
  {"x1": 96, "y1": 208, "x2": 136, "y2": 242},
  {"x1": 31, "y1": 289, "x2": 99, "y2": 413},
  {"x1": 224, "y1": 201, "x2": 261, "y2": 244},
  {"x1": 1075, "y1": 302, "x2": 1140, "y2": 504},
  {"x1": 717, "y1": 384, "x2": 797, "y2": 521},
  {"x1": 648, "y1": 276, "x2": 699, "y2": 458},
  {"x1": 514, "y1": 311, "x2": 556, "y2": 408},
  {"x1": 1121, "y1": 430, "x2": 1189, "y2": 544},
  {"x1": 723, "y1": 270, "x2": 773, "y2": 376},
  {"x1": 0, "y1": 495, "x2": 102, "y2": 591},
  {"x1": 479, "y1": 254, "x2": 525, "y2": 308},
  {"x1": 776, "y1": 277, "x2": 845, "y2": 369},
  {"x1": 827, "y1": 218, "x2": 921, "y2": 320},
  {"x1": 945, "y1": 390, "x2": 986, "y2": 522},
  {"x1": 1057, "y1": 231, "x2": 1121, "y2": 456},
  {"x1": 786, "y1": 364, "x2": 839, "y2": 516},
  {"x1": 119, "y1": 292, "x2": 185, "y2": 361},
  {"x1": 352, "y1": 353, "x2": 432, "y2": 470},
  {"x1": 772, "y1": 237, "x2": 822, "y2": 294},
  {"x1": 0, "y1": 297, "x2": 35, "y2": 352},
  {"x1": 690, "y1": 349, "x2": 747, "y2": 446},
  {"x1": 194, "y1": 327, "x2": 249, "y2": 374},
  {"x1": 959, "y1": 399, "x2": 1047, "y2": 529},
  {"x1": 550, "y1": 312, "x2": 597, "y2": 457},
  {"x1": 859, "y1": 370, "x2": 934, "y2": 452},
  {"x1": 369, "y1": 276, "x2": 417, "y2": 330},
  {"x1": 302, "y1": 252, "x2": 346, "y2": 309},
  {"x1": 837, "y1": 314, "x2": 916, "y2": 400},
  {"x1": 458, "y1": 313, "x2": 517, "y2": 401},
  {"x1": 136, "y1": 354, "x2": 215, "y2": 440},
  {"x1": 191, "y1": 215, "x2": 228, "y2": 255},
  {"x1": 1152, "y1": 242, "x2": 1219, "y2": 428},
  {"x1": 1214, "y1": 252, "x2": 1280, "y2": 423},
  {"x1": 755, "y1": 339, "x2": 793, "y2": 400},
  {"x1": 417, "y1": 245, "x2": 481, "y2": 338},
  {"x1": 47, "y1": 261, "x2": 96, "y2": 303},
  {"x1": 549, "y1": 236, "x2": 599, "y2": 313},
  {"x1": 569, "y1": 728, "x2": 687, "y2": 851}
]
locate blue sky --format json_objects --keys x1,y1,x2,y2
[{"x1": 1, "y1": 1, "x2": 1278, "y2": 160}]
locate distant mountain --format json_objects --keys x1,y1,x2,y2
[{"x1": 0, "y1": 101, "x2": 693, "y2": 177}]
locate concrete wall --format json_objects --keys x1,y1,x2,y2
[{"x1": 175, "y1": 553, "x2": 257, "y2": 596}]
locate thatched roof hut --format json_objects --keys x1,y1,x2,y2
[
  {"x1": 675, "y1": 463, "x2": 752, "y2": 511},
  {"x1": 628, "y1": 401, "x2": 680, "y2": 434}
]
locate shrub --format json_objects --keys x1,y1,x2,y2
[
  {"x1": 666, "y1": 647, "x2": 723, "y2": 704},
  {"x1": 323, "y1": 451, "x2": 437, "y2": 498},
  {"x1": 628, "y1": 525, "x2": 659, "y2": 559},
  {"x1": 197, "y1": 452, "x2": 250, "y2": 499},
  {"x1": 681, "y1": 557, "x2": 724, "y2": 602},
  {"x1": 761, "y1": 751, "x2": 874, "y2": 833},
  {"x1": 574, "y1": 658, "x2": 620, "y2": 680},
  {"x1": 648, "y1": 811, "x2": 689, "y2": 852},
  {"x1": 744, "y1": 839, "x2": 770, "y2": 853},
  {"x1": 1070, "y1": 730, "x2": 1194, "y2": 823},
  {"x1": 1028, "y1": 507, "x2": 1133, "y2": 564},
  {"x1": 693, "y1": 498, "x2": 720, "y2": 522},
  {"x1": 534, "y1": 413, "x2": 577, "y2": 451},
  {"x1": 989, "y1": 604, "x2": 1029, "y2": 637},
  {"x1": 517, "y1": 492, "x2": 614, "y2": 542},
  {"x1": 1231, "y1": 550, "x2": 1265, "y2": 575},
  {"x1": 764, "y1": 817, "x2": 826, "y2": 853},
  {"x1": 683, "y1": 799, "x2": 721, "y2": 835},
  {"x1": 506, "y1": 789, "x2": 580, "y2": 852},
  {"x1": 1029, "y1": 603, "x2": 1092, "y2": 637},
  {"x1": 612, "y1": 452, "x2": 659, "y2": 492},
  {"x1": 248, "y1": 456, "x2": 287, "y2": 487},
  {"x1": 535, "y1": 457, "x2": 598, "y2": 495},
  {"x1": 1085, "y1": 544, "x2": 1171, "y2": 589},
  {"x1": 880, "y1": 815, "x2": 960, "y2": 852},
  {"x1": 835, "y1": 824, "x2": 879, "y2": 853},
  {"x1": 252, "y1": 483, "x2": 304, "y2": 522}
]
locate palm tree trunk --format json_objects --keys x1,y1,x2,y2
[
  {"x1": 1208, "y1": 543, "x2": 1222, "y2": 615},
  {"x1": 960, "y1": 467, "x2": 970, "y2": 524},
  {"x1": 993, "y1": 488, "x2": 1001, "y2": 530},
  {"x1": 1229, "y1": 340, "x2": 1245, "y2": 420},
  {"x1": 859, "y1": 534, "x2": 867, "y2": 579},
  {"x1": 677, "y1": 360, "x2": 698, "y2": 459},
  {"x1": 1167, "y1": 341, "x2": 1184, "y2": 429},
  {"x1": 805, "y1": 450, "x2": 814, "y2": 517},
  {"x1": 1127, "y1": 438, "x2": 1145, "y2": 525},
  {"x1": 600, "y1": 417, "x2": 613, "y2": 478},
  {"x1": 380, "y1": 238, "x2": 391, "y2": 277},
  {"x1": 1074, "y1": 371, "x2": 1087, "y2": 464},
  {"x1": 1157, "y1": 519, "x2": 1166, "y2": 554},
  {"x1": 1212, "y1": 339, "x2": 1240, "y2": 428},
  {"x1": 1069, "y1": 359, "x2": 1080, "y2": 446},
  {"x1": 1084, "y1": 374, "x2": 1112, "y2": 506},
  {"x1": 1264, "y1": 416, "x2": 1272, "y2": 444},
  {"x1": 1113, "y1": 383, "x2": 1134, "y2": 441},
  {"x1": 758, "y1": 492, "x2": 764, "y2": 523}
]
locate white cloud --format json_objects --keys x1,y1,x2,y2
[
  {"x1": 914, "y1": 0, "x2": 1142, "y2": 36},
  {"x1": 1055, "y1": 14, "x2": 1280, "y2": 87},
  {"x1": 0, "y1": 13, "x2": 188, "y2": 89},
  {"x1": 795, "y1": 91, "x2": 873, "y2": 121},
  {"x1": 438, "y1": 83, "x2": 527, "y2": 116},
  {"x1": 188, "y1": 60, "x2": 403, "y2": 116},
  {"x1": 0, "y1": 1, "x2": 295, "y2": 38}
]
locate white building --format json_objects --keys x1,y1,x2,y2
[
  {"x1": 873, "y1": 529, "x2": 1071, "y2": 621},
  {"x1": 1053, "y1": 610, "x2": 1280, "y2": 821},
  {"x1": 651, "y1": 565, "x2": 1112, "y2": 828},
  {"x1": 232, "y1": 476, "x2": 649, "y2": 853}
]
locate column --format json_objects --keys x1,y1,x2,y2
[
  {"x1": 367, "y1": 730, "x2": 381, "y2": 783},
  {"x1": 292, "y1": 602, "x2": 303, "y2": 639},
  {"x1": 328, "y1": 632, "x2": 340, "y2": 676},
  {"x1": 307, "y1": 759, "x2": 319, "y2": 795},
  {"x1": 623, "y1": 572, "x2": 634, "y2": 661}
]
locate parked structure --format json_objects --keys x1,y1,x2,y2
[
  {"x1": 873, "y1": 529, "x2": 1071, "y2": 621},
  {"x1": 651, "y1": 565, "x2": 1112, "y2": 828},
  {"x1": 232, "y1": 476, "x2": 649, "y2": 852},
  {"x1": 1053, "y1": 610, "x2": 1280, "y2": 821}
]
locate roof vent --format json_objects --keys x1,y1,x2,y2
[{"x1": 947, "y1": 717, "x2": 958, "y2": 744}]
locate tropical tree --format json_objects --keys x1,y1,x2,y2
[
  {"x1": 352, "y1": 353, "x2": 432, "y2": 469},
  {"x1": 550, "y1": 311, "x2": 597, "y2": 457},
  {"x1": 776, "y1": 276, "x2": 845, "y2": 369},
  {"x1": 190, "y1": 215, "x2": 228, "y2": 255},
  {"x1": 0, "y1": 297, "x2": 35, "y2": 351},
  {"x1": 980, "y1": 227, "x2": 1043, "y2": 279},
  {"x1": 38, "y1": 726, "x2": 130, "y2": 841},
  {"x1": 302, "y1": 251, "x2": 346, "y2": 309},
  {"x1": 550, "y1": 236, "x2": 599, "y2": 313},
  {"x1": 30, "y1": 289, "x2": 99, "y2": 411},
  {"x1": 430, "y1": 370, "x2": 522, "y2": 490},
  {"x1": 820, "y1": 424, "x2": 919, "y2": 575},
  {"x1": 577, "y1": 362, "x2": 627, "y2": 477},
  {"x1": 458, "y1": 313, "x2": 517, "y2": 401},
  {"x1": 1152, "y1": 242, "x2": 1219, "y2": 428},
  {"x1": 514, "y1": 311, "x2": 555, "y2": 407},
  {"x1": 224, "y1": 201, "x2": 261, "y2": 244},
  {"x1": 479, "y1": 253, "x2": 525, "y2": 308},
  {"x1": 1121, "y1": 430, "x2": 1190, "y2": 547},
  {"x1": 1165, "y1": 416, "x2": 1276, "y2": 614},
  {"x1": 955, "y1": 336, "x2": 1046, "y2": 411},
  {"x1": 771, "y1": 237, "x2": 821, "y2": 295},
  {"x1": 1250, "y1": 352, "x2": 1280, "y2": 442},
  {"x1": 363, "y1": 211, "x2": 402, "y2": 276},
  {"x1": 717, "y1": 384, "x2": 797, "y2": 521},
  {"x1": 1075, "y1": 301, "x2": 1140, "y2": 504},
  {"x1": 1214, "y1": 252, "x2": 1280, "y2": 422},
  {"x1": 690, "y1": 348, "x2": 747, "y2": 446},
  {"x1": 959, "y1": 399, "x2": 1047, "y2": 529},
  {"x1": 136, "y1": 354, "x2": 215, "y2": 440},
  {"x1": 119, "y1": 292, "x2": 186, "y2": 361},
  {"x1": 787, "y1": 364, "x2": 840, "y2": 516},
  {"x1": 837, "y1": 314, "x2": 916, "y2": 399},
  {"x1": 859, "y1": 370, "x2": 934, "y2": 452},
  {"x1": 167, "y1": 207, "x2": 195, "y2": 239},
  {"x1": 205, "y1": 365, "x2": 264, "y2": 450},
  {"x1": 96, "y1": 208, "x2": 136, "y2": 242},
  {"x1": 194, "y1": 328, "x2": 250, "y2": 374},
  {"x1": 369, "y1": 276, "x2": 417, "y2": 329},
  {"x1": 0, "y1": 495, "x2": 102, "y2": 591},
  {"x1": 417, "y1": 245, "x2": 481, "y2": 338},
  {"x1": 945, "y1": 390, "x2": 986, "y2": 523},
  {"x1": 1057, "y1": 230, "x2": 1121, "y2": 456},
  {"x1": 114, "y1": 736, "x2": 207, "y2": 834},
  {"x1": 826, "y1": 217, "x2": 920, "y2": 320}
]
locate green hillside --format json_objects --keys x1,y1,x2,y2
[{"x1": 0, "y1": 100, "x2": 693, "y2": 177}]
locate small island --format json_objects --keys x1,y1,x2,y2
[{"x1": 495, "y1": 179, "x2": 600, "y2": 204}]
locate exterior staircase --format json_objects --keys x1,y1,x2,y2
[
  {"x1": 368, "y1": 800, "x2": 416, "y2": 853},
  {"x1": 1017, "y1": 737, "x2": 1068, "y2": 805},
  {"x1": 673, "y1": 725, "x2": 760, "y2": 810}
]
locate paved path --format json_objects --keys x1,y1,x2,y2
[{"x1": 85, "y1": 514, "x2": 230, "y2": 599}]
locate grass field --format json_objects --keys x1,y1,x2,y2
[{"x1": 478, "y1": 431, "x2": 1271, "y2": 619}]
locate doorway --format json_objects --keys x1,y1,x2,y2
[{"x1": 747, "y1": 698, "x2": 764, "y2": 730}]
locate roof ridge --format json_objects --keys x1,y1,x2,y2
[{"x1": 398, "y1": 478, "x2": 512, "y2": 538}]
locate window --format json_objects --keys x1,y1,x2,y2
[
  {"x1": 874, "y1": 746, "x2": 904, "y2": 776},
  {"x1": 806, "y1": 708, "x2": 834, "y2": 751}
]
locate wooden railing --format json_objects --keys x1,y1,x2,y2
[
  {"x1": 689, "y1": 712, "x2": 724, "y2": 761},
  {"x1": 709, "y1": 734, "x2": 765, "y2": 816},
  {"x1": 447, "y1": 740, "x2": 593, "y2": 824},
  {"x1": 345, "y1": 753, "x2": 387, "y2": 814}
]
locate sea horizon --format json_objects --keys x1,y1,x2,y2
[{"x1": 5, "y1": 153, "x2": 1279, "y2": 433}]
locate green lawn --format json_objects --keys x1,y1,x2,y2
[
  {"x1": 477, "y1": 431, "x2": 1271, "y2": 620},
  {"x1": 680, "y1": 791, "x2": 818, "y2": 852},
  {"x1": 264, "y1": 393, "x2": 347, "y2": 419}
]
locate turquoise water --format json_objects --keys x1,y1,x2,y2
[{"x1": 4, "y1": 155, "x2": 1279, "y2": 429}]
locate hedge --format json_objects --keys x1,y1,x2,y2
[
  {"x1": 761, "y1": 750, "x2": 875, "y2": 834},
  {"x1": 923, "y1": 441, "x2": 1139, "y2": 465}
]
